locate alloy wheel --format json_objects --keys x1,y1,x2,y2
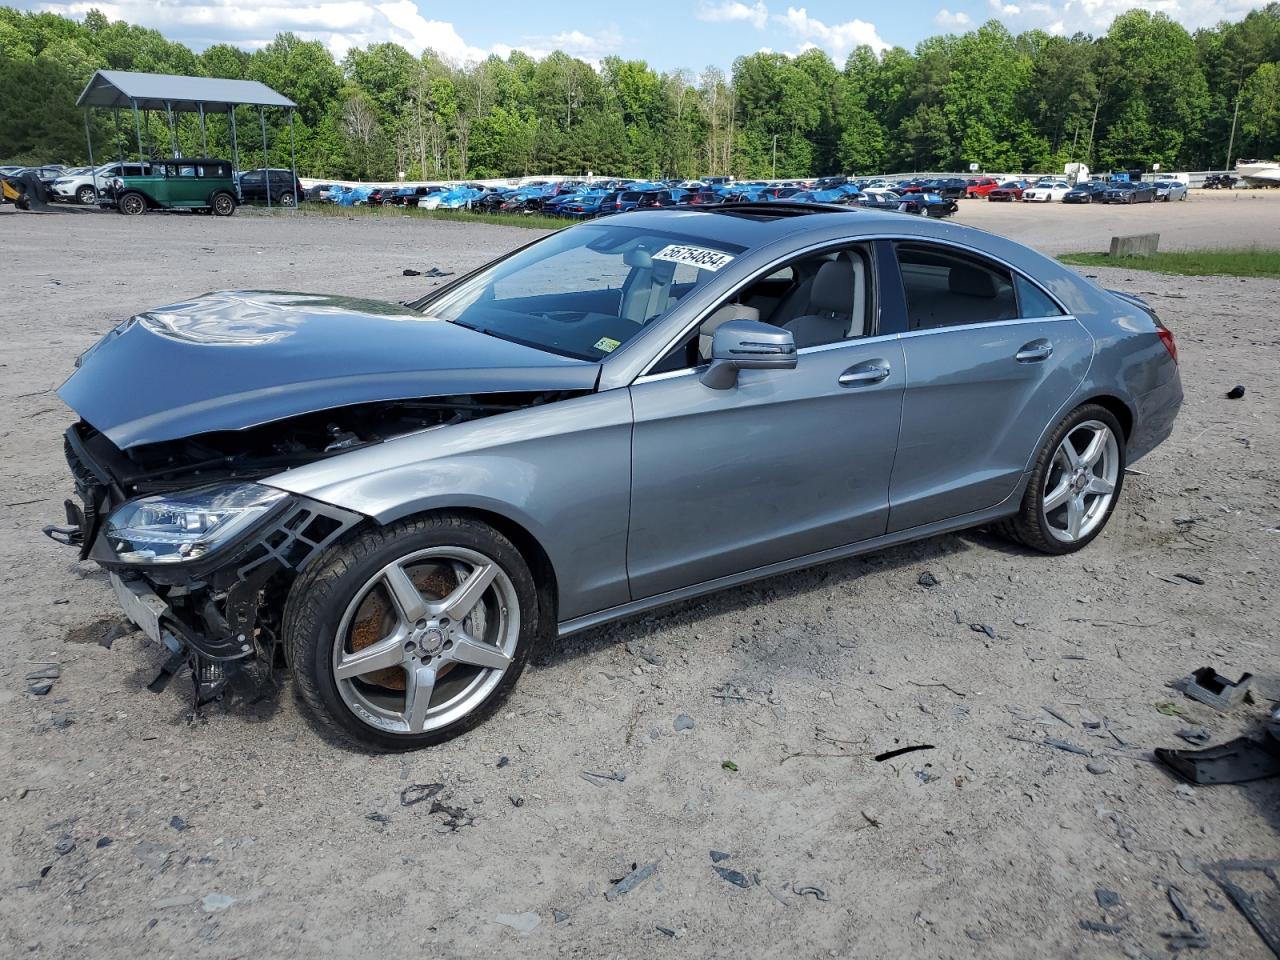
[
  {"x1": 77, "y1": 185, "x2": 96, "y2": 204},
  {"x1": 1041, "y1": 420, "x2": 1119, "y2": 543},
  {"x1": 333, "y1": 546, "x2": 519, "y2": 735}
]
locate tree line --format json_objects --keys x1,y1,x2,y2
[{"x1": 1, "y1": 5, "x2": 1278, "y2": 179}]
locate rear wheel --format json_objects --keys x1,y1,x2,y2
[
  {"x1": 76, "y1": 185, "x2": 97, "y2": 205},
  {"x1": 118, "y1": 193, "x2": 146, "y2": 216},
  {"x1": 211, "y1": 192, "x2": 236, "y2": 216},
  {"x1": 286, "y1": 514, "x2": 539, "y2": 750},
  {"x1": 999, "y1": 404, "x2": 1125, "y2": 555},
  {"x1": 278, "y1": 190, "x2": 296, "y2": 207}
]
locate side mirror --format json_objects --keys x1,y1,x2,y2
[{"x1": 701, "y1": 319, "x2": 797, "y2": 389}]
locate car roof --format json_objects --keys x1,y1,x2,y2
[{"x1": 602, "y1": 204, "x2": 918, "y2": 247}]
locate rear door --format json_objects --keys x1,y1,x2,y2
[{"x1": 885, "y1": 241, "x2": 1093, "y2": 532}]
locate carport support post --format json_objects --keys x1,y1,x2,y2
[
  {"x1": 83, "y1": 109, "x2": 97, "y2": 200},
  {"x1": 259, "y1": 106, "x2": 271, "y2": 210},
  {"x1": 229, "y1": 107, "x2": 240, "y2": 178},
  {"x1": 114, "y1": 107, "x2": 124, "y2": 164},
  {"x1": 131, "y1": 100, "x2": 144, "y2": 165},
  {"x1": 165, "y1": 101, "x2": 178, "y2": 157},
  {"x1": 198, "y1": 102, "x2": 208, "y2": 156},
  {"x1": 288, "y1": 109, "x2": 298, "y2": 210}
]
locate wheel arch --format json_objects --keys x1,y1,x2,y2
[
  {"x1": 385, "y1": 504, "x2": 560, "y2": 633},
  {"x1": 1076, "y1": 392, "x2": 1134, "y2": 442}
]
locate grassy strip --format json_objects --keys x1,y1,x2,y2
[
  {"x1": 248, "y1": 201, "x2": 566, "y2": 231},
  {"x1": 1059, "y1": 249, "x2": 1280, "y2": 279}
]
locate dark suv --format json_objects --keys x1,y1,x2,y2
[{"x1": 237, "y1": 168, "x2": 304, "y2": 206}]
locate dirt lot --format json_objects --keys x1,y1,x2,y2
[{"x1": 1, "y1": 194, "x2": 1277, "y2": 959}]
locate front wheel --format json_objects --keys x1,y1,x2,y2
[
  {"x1": 211, "y1": 192, "x2": 236, "y2": 216},
  {"x1": 285, "y1": 514, "x2": 539, "y2": 750},
  {"x1": 118, "y1": 192, "x2": 146, "y2": 216},
  {"x1": 999, "y1": 404, "x2": 1125, "y2": 555},
  {"x1": 76, "y1": 185, "x2": 97, "y2": 205}
]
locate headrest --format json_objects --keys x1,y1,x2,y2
[
  {"x1": 949, "y1": 264, "x2": 996, "y2": 298},
  {"x1": 811, "y1": 257, "x2": 853, "y2": 314},
  {"x1": 705, "y1": 303, "x2": 760, "y2": 326}
]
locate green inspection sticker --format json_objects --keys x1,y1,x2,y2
[{"x1": 594, "y1": 336, "x2": 621, "y2": 353}]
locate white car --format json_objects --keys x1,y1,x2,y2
[
  {"x1": 50, "y1": 161, "x2": 152, "y2": 205},
  {"x1": 1152, "y1": 181, "x2": 1188, "y2": 201},
  {"x1": 1022, "y1": 181, "x2": 1073, "y2": 202}
]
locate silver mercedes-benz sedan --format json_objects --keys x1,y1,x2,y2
[{"x1": 49, "y1": 203, "x2": 1182, "y2": 749}]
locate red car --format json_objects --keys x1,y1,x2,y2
[
  {"x1": 965, "y1": 177, "x2": 1000, "y2": 198},
  {"x1": 987, "y1": 180, "x2": 1029, "y2": 201}
]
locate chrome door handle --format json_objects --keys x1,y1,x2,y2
[
  {"x1": 1015, "y1": 341, "x2": 1053, "y2": 363},
  {"x1": 839, "y1": 361, "x2": 891, "y2": 386}
]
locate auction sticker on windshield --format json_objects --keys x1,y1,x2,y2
[{"x1": 652, "y1": 244, "x2": 735, "y2": 272}]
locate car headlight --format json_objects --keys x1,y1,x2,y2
[{"x1": 104, "y1": 483, "x2": 289, "y2": 564}]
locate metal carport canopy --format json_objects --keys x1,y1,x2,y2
[{"x1": 77, "y1": 70, "x2": 296, "y2": 112}]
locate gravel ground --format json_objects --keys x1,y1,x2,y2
[{"x1": 1, "y1": 196, "x2": 1277, "y2": 959}]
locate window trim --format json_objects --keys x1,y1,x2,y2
[
  {"x1": 632, "y1": 233, "x2": 1072, "y2": 383},
  {"x1": 634, "y1": 238, "x2": 882, "y2": 380}
]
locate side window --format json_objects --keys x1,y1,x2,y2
[
  {"x1": 1014, "y1": 275, "x2": 1064, "y2": 318},
  {"x1": 895, "y1": 243, "x2": 1017, "y2": 330},
  {"x1": 164, "y1": 165, "x2": 177, "y2": 177},
  {"x1": 179, "y1": 165, "x2": 196, "y2": 177}
]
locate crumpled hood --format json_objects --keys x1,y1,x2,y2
[{"x1": 58, "y1": 291, "x2": 598, "y2": 449}]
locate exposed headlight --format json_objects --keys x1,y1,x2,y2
[{"x1": 104, "y1": 483, "x2": 289, "y2": 564}]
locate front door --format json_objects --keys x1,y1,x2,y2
[
  {"x1": 885, "y1": 241, "x2": 1093, "y2": 532},
  {"x1": 627, "y1": 336, "x2": 906, "y2": 600}
]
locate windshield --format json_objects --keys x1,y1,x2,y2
[{"x1": 421, "y1": 223, "x2": 744, "y2": 361}]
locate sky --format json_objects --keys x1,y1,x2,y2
[{"x1": 23, "y1": 0, "x2": 1270, "y2": 68}]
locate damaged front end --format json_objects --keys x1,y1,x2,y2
[{"x1": 47, "y1": 391, "x2": 565, "y2": 705}]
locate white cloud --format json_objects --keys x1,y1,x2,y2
[
  {"x1": 695, "y1": 1, "x2": 769, "y2": 30},
  {"x1": 934, "y1": 8, "x2": 973, "y2": 28},
  {"x1": 985, "y1": 0, "x2": 1267, "y2": 36},
  {"x1": 38, "y1": 0, "x2": 619, "y2": 65},
  {"x1": 773, "y1": 6, "x2": 888, "y2": 58}
]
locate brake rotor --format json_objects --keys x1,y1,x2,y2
[{"x1": 347, "y1": 562, "x2": 456, "y2": 692}]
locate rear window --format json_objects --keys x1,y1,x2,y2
[{"x1": 895, "y1": 243, "x2": 1018, "y2": 330}]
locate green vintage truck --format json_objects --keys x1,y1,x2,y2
[{"x1": 103, "y1": 158, "x2": 239, "y2": 216}]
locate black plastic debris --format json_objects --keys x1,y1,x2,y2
[
  {"x1": 402, "y1": 269, "x2": 421, "y2": 276},
  {"x1": 918, "y1": 571, "x2": 940, "y2": 588},
  {"x1": 1205, "y1": 859, "x2": 1280, "y2": 958},
  {"x1": 428, "y1": 798, "x2": 472, "y2": 830},
  {"x1": 709, "y1": 850, "x2": 731, "y2": 863},
  {"x1": 713, "y1": 866, "x2": 750, "y2": 888},
  {"x1": 95, "y1": 837, "x2": 112, "y2": 849},
  {"x1": 1155, "y1": 738, "x2": 1280, "y2": 785},
  {"x1": 99, "y1": 620, "x2": 132, "y2": 649},
  {"x1": 421, "y1": 267, "x2": 454, "y2": 278},
  {"x1": 54, "y1": 837, "x2": 75, "y2": 856},
  {"x1": 28, "y1": 681, "x2": 54, "y2": 696},
  {"x1": 365, "y1": 812, "x2": 391, "y2": 824},
  {"x1": 793, "y1": 884, "x2": 829, "y2": 901},
  {"x1": 1095, "y1": 889, "x2": 1121, "y2": 908},
  {"x1": 1176, "y1": 573, "x2": 1206, "y2": 585},
  {"x1": 874, "y1": 744, "x2": 935, "y2": 762},
  {"x1": 1226, "y1": 385, "x2": 1246, "y2": 400},
  {"x1": 552, "y1": 909, "x2": 569, "y2": 923},
  {"x1": 970, "y1": 623, "x2": 996, "y2": 640},
  {"x1": 1180, "y1": 668, "x2": 1254, "y2": 711},
  {"x1": 400, "y1": 782, "x2": 445, "y2": 806},
  {"x1": 1176, "y1": 728, "x2": 1212, "y2": 745},
  {"x1": 496, "y1": 756, "x2": 509, "y2": 768},
  {"x1": 604, "y1": 862, "x2": 656, "y2": 901},
  {"x1": 580, "y1": 769, "x2": 626, "y2": 787},
  {"x1": 25, "y1": 666, "x2": 60, "y2": 681},
  {"x1": 168, "y1": 816, "x2": 189, "y2": 832},
  {"x1": 1163, "y1": 886, "x2": 1211, "y2": 950}
]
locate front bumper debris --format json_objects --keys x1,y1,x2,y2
[{"x1": 47, "y1": 424, "x2": 365, "y2": 702}]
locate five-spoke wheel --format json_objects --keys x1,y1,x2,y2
[
  {"x1": 1001, "y1": 403, "x2": 1126, "y2": 554},
  {"x1": 286, "y1": 514, "x2": 538, "y2": 750}
]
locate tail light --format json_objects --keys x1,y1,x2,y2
[{"x1": 1156, "y1": 320, "x2": 1178, "y2": 364}]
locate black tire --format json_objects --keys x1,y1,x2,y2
[
  {"x1": 285, "y1": 513, "x2": 540, "y2": 751},
  {"x1": 998, "y1": 403, "x2": 1126, "y2": 555},
  {"x1": 76, "y1": 185, "x2": 97, "y2": 205},
  {"x1": 279, "y1": 191, "x2": 296, "y2": 207},
  {"x1": 119, "y1": 192, "x2": 146, "y2": 216},
  {"x1": 211, "y1": 192, "x2": 236, "y2": 216}
]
